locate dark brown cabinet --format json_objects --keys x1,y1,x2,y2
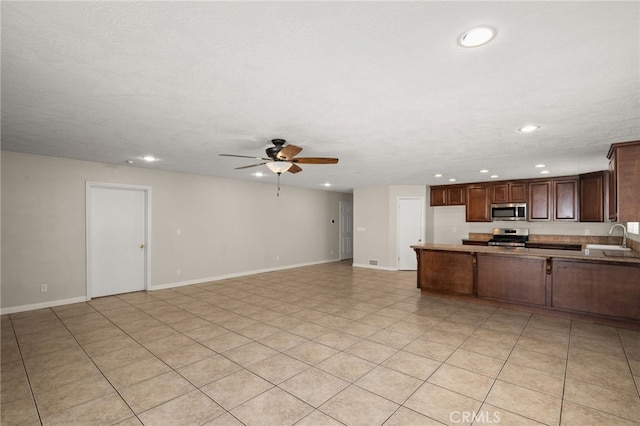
[
  {"x1": 553, "y1": 177, "x2": 579, "y2": 221},
  {"x1": 608, "y1": 140, "x2": 640, "y2": 222},
  {"x1": 579, "y1": 171, "x2": 609, "y2": 222},
  {"x1": 415, "y1": 249, "x2": 473, "y2": 294},
  {"x1": 491, "y1": 182, "x2": 528, "y2": 203},
  {"x1": 528, "y1": 178, "x2": 578, "y2": 222},
  {"x1": 413, "y1": 246, "x2": 640, "y2": 322},
  {"x1": 528, "y1": 180, "x2": 552, "y2": 221},
  {"x1": 477, "y1": 254, "x2": 547, "y2": 306},
  {"x1": 430, "y1": 185, "x2": 465, "y2": 206},
  {"x1": 466, "y1": 185, "x2": 491, "y2": 222},
  {"x1": 552, "y1": 259, "x2": 640, "y2": 320}
]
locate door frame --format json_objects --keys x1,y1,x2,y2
[
  {"x1": 86, "y1": 182, "x2": 152, "y2": 300},
  {"x1": 396, "y1": 197, "x2": 424, "y2": 270}
]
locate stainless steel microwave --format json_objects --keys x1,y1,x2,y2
[{"x1": 491, "y1": 203, "x2": 527, "y2": 221}]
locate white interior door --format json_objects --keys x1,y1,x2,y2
[
  {"x1": 397, "y1": 197, "x2": 424, "y2": 270},
  {"x1": 87, "y1": 184, "x2": 149, "y2": 298},
  {"x1": 339, "y1": 201, "x2": 353, "y2": 260}
]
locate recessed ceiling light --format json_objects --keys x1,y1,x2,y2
[
  {"x1": 490, "y1": 175, "x2": 499, "y2": 178},
  {"x1": 435, "y1": 173, "x2": 442, "y2": 178},
  {"x1": 480, "y1": 169, "x2": 489, "y2": 173},
  {"x1": 458, "y1": 26, "x2": 496, "y2": 47},
  {"x1": 519, "y1": 125, "x2": 540, "y2": 133},
  {"x1": 125, "y1": 160, "x2": 134, "y2": 164},
  {"x1": 535, "y1": 164, "x2": 546, "y2": 168},
  {"x1": 540, "y1": 170, "x2": 550, "y2": 174},
  {"x1": 141, "y1": 155, "x2": 157, "y2": 162},
  {"x1": 253, "y1": 172, "x2": 265, "y2": 177},
  {"x1": 323, "y1": 183, "x2": 332, "y2": 187},
  {"x1": 449, "y1": 178, "x2": 457, "y2": 182}
]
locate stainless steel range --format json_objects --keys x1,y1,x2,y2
[{"x1": 487, "y1": 228, "x2": 529, "y2": 247}]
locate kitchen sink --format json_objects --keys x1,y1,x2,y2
[
  {"x1": 602, "y1": 250, "x2": 640, "y2": 258},
  {"x1": 585, "y1": 244, "x2": 631, "y2": 251}
]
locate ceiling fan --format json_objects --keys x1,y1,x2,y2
[{"x1": 220, "y1": 138, "x2": 339, "y2": 175}]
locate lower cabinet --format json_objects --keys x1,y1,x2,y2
[
  {"x1": 552, "y1": 259, "x2": 640, "y2": 320},
  {"x1": 414, "y1": 248, "x2": 640, "y2": 322},
  {"x1": 417, "y1": 250, "x2": 473, "y2": 294},
  {"x1": 477, "y1": 254, "x2": 547, "y2": 306}
]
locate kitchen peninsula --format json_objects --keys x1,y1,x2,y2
[{"x1": 411, "y1": 243, "x2": 640, "y2": 323}]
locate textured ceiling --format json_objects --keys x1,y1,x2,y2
[{"x1": 2, "y1": 1, "x2": 639, "y2": 193}]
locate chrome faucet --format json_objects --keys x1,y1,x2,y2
[{"x1": 608, "y1": 223, "x2": 627, "y2": 248}]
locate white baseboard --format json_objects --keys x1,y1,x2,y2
[
  {"x1": 1, "y1": 259, "x2": 343, "y2": 314},
  {"x1": 352, "y1": 263, "x2": 398, "y2": 271},
  {"x1": 1, "y1": 296, "x2": 88, "y2": 315},
  {"x1": 151, "y1": 258, "x2": 340, "y2": 291}
]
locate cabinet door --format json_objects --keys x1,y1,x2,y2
[
  {"x1": 552, "y1": 260, "x2": 640, "y2": 320},
  {"x1": 447, "y1": 186, "x2": 466, "y2": 205},
  {"x1": 608, "y1": 155, "x2": 617, "y2": 221},
  {"x1": 509, "y1": 182, "x2": 528, "y2": 203},
  {"x1": 466, "y1": 185, "x2": 491, "y2": 222},
  {"x1": 554, "y1": 178, "x2": 578, "y2": 221},
  {"x1": 611, "y1": 142, "x2": 640, "y2": 222},
  {"x1": 430, "y1": 187, "x2": 447, "y2": 206},
  {"x1": 529, "y1": 181, "x2": 552, "y2": 221},
  {"x1": 579, "y1": 171, "x2": 608, "y2": 222},
  {"x1": 491, "y1": 184, "x2": 509, "y2": 203},
  {"x1": 419, "y1": 250, "x2": 473, "y2": 294},
  {"x1": 477, "y1": 254, "x2": 546, "y2": 305}
]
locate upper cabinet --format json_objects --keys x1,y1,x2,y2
[
  {"x1": 529, "y1": 176, "x2": 578, "y2": 222},
  {"x1": 553, "y1": 177, "x2": 579, "y2": 221},
  {"x1": 491, "y1": 182, "x2": 528, "y2": 204},
  {"x1": 429, "y1": 141, "x2": 638, "y2": 222},
  {"x1": 529, "y1": 180, "x2": 552, "y2": 221},
  {"x1": 430, "y1": 185, "x2": 465, "y2": 206},
  {"x1": 608, "y1": 141, "x2": 640, "y2": 222},
  {"x1": 579, "y1": 171, "x2": 609, "y2": 222},
  {"x1": 529, "y1": 177, "x2": 578, "y2": 222},
  {"x1": 466, "y1": 185, "x2": 491, "y2": 222}
]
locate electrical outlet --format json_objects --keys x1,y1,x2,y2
[
  {"x1": 176, "y1": 268, "x2": 182, "y2": 275},
  {"x1": 584, "y1": 229, "x2": 590, "y2": 235},
  {"x1": 40, "y1": 284, "x2": 47, "y2": 292},
  {"x1": 276, "y1": 255, "x2": 280, "y2": 261}
]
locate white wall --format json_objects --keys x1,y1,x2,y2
[
  {"x1": 353, "y1": 185, "x2": 426, "y2": 269},
  {"x1": 1, "y1": 152, "x2": 351, "y2": 312}
]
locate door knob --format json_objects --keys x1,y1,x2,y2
[{"x1": 139, "y1": 244, "x2": 145, "y2": 249}]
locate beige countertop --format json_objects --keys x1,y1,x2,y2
[{"x1": 411, "y1": 243, "x2": 640, "y2": 264}]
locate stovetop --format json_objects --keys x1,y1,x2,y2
[{"x1": 488, "y1": 228, "x2": 529, "y2": 246}]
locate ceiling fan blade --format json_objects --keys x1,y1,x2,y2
[
  {"x1": 220, "y1": 154, "x2": 270, "y2": 160},
  {"x1": 277, "y1": 144, "x2": 303, "y2": 161},
  {"x1": 288, "y1": 163, "x2": 303, "y2": 174},
  {"x1": 235, "y1": 162, "x2": 268, "y2": 170},
  {"x1": 291, "y1": 157, "x2": 339, "y2": 164}
]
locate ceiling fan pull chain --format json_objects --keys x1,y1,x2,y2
[{"x1": 277, "y1": 172, "x2": 281, "y2": 197}]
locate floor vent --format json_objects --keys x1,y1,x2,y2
[{"x1": 368, "y1": 259, "x2": 379, "y2": 266}]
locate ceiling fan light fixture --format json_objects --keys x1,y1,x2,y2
[{"x1": 266, "y1": 161, "x2": 292, "y2": 174}]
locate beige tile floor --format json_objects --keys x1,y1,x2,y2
[{"x1": 2, "y1": 261, "x2": 640, "y2": 425}]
